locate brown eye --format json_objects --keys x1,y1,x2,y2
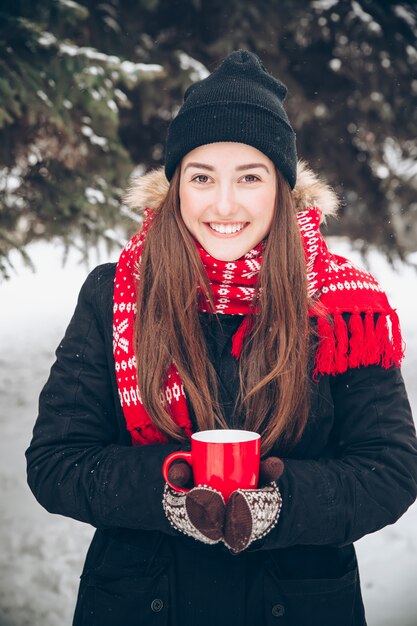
[
  {"x1": 242, "y1": 174, "x2": 260, "y2": 183},
  {"x1": 193, "y1": 175, "x2": 209, "y2": 183}
]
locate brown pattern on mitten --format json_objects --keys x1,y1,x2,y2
[
  {"x1": 163, "y1": 484, "x2": 225, "y2": 545},
  {"x1": 186, "y1": 488, "x2": 225, "y2": 541},
  {"x1": 223, "y1": 484, "x2": 282, "y2": 554},
  {"x1": 223, "y1": 490, "x2": 253, "y2": 553}
]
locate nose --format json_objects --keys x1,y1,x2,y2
[{"x1": 213, "y1": 183, "x2": 238, "y2": 218}]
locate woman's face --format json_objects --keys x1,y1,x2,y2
[{"x1": 179, "y1": 142, "x2": 277, "y2": 261}]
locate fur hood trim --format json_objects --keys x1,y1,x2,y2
[{"x1": 124, "y1": 160, "x2": 339, "y2": 221}]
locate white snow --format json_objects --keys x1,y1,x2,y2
[
  {"x1": 312, "y1": 0, "x2": 339, "y2": 11},
  {"x1": 0, "y1": 237, "x2": 416, "y2": 625},
  {"x1": 178, "y1": 52, "x2": 210, "y2": 82},
  {"x1": 329, "y1": 58, "x2": 342, "y2": 71},
  {"x1": 80, "y1": 126, "x2": 108, "y2": 148},
  {"x1": 393, "y1": 5, "x2": 417, "y2": 35},
  {"x1": 85, "y1": 187, "x2": 106, "y2": 204},
  {"x1": 350, "y1": 1, "x2": 382, "y2": 34},
  {"x1": 37, "y1": 33, "x2": 57, "y2": 48}
]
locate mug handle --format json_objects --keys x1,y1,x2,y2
[{"x1": 162, "y1": 451, "x2": 193, "y2": 493}]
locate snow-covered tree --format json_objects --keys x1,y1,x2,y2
[
  {"x1": 0, "y1": 0, "x2": 164, "y2": 277},
  {"x1": 1, "y1": 0, "x2": 416, "y2": 278}
]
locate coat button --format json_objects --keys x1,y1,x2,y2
[
  {"x1": 271, "y1": 603, "x2": 285, "y2": 617},
  {"x1": 151, "y1": 598, "x2": 164, "y2": 612}
]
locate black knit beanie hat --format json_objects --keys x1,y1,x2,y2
[{"x1": 165, "y1": 50, "x2": 297, "y2": 189}]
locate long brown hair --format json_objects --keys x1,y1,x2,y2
[{"x1": 135, "y1": 167, "x2": 310, "y2": 455}]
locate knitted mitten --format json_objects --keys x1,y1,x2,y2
[
  {"x1": 223, "y1": 457, "x2": 285, "y2": 554},
  {"x1": 165, "y1": 456, "x2": 284, "y2": 549},
  {"x1": 223, "y1": 484, "x2": 282, "y2": 553},
  {"x1": 163, "y1": 485, "x2": 225, "y2": 544},
  {"x1": 259, "y1": 457, "x2": 285, "y2": 486}
]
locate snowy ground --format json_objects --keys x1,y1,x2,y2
[{"x1": 0, "y1": 238, "x2": 416, "y2": 626}]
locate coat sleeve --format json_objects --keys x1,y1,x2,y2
[
  {"x1": 258, "y1": 363, "x2": 417, "y2": 549},
  {"x1": 25, "y1": 265, "x2": 182, "y2": 534}
]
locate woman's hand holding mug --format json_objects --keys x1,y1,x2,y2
[{"x1": 162, "y1": 430, "x2": 285, "y2": 553}]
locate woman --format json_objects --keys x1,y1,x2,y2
[{"x1": 26, "y1": 50, "x2": 417, "y2": 626}]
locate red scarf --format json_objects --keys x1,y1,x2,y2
[{"x1": 113, "y1": 207, "x2": 404, "y2": 445}]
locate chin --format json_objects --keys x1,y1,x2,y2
[{"x1": 206, "y1": 248, "x2": 248, "y2": 262}]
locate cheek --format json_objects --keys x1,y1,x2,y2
[
  {"x1": 252, "y1": 189, "x2": 276, "y2": 229},
  {"x1": 180, "y1": 186, "x2": 209, "y2": 227},
  {"x1": 179, "y1": 189, "x2": 195, "y2": 226}
]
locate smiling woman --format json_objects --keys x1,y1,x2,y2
[
  {"x1": 179, "y1": 143, "x2": 276, "y2": 262},
  {"x1": 26, "y1": 50, "x2": 417, "y2": 626}
]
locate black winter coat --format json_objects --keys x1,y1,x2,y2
[{"x1": 26, "y1": 262, "x2": 417, "y2": 626}]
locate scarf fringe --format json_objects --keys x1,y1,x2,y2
[{"x1": 314, "y1": 309, "x2": 405, "y2": 377}]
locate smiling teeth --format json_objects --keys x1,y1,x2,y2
[{"x1": 209, "y1": 222, "x2": 246, "y2": 234}]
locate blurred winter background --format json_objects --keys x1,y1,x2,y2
[{"x1": 1, "y1": 1, "x2": 417, "y2": 624}]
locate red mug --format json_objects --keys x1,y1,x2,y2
[{"x1": 162, "y1": 429, "x2": 260, "y2": 502}]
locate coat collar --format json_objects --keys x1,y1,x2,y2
[{"x1": 124, "y1": 160, "x2": 339, "y2": 223}]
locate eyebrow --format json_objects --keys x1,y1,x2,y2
[
  {"x1": 235, "y1": 163, "x2": 270, "y2": 173},
  {"x1": 184, "y1": 162, "x2": 215, "y2": 172},
  {"x1": 183, "y1": 162, "x2": 270, "y2": 173}
]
